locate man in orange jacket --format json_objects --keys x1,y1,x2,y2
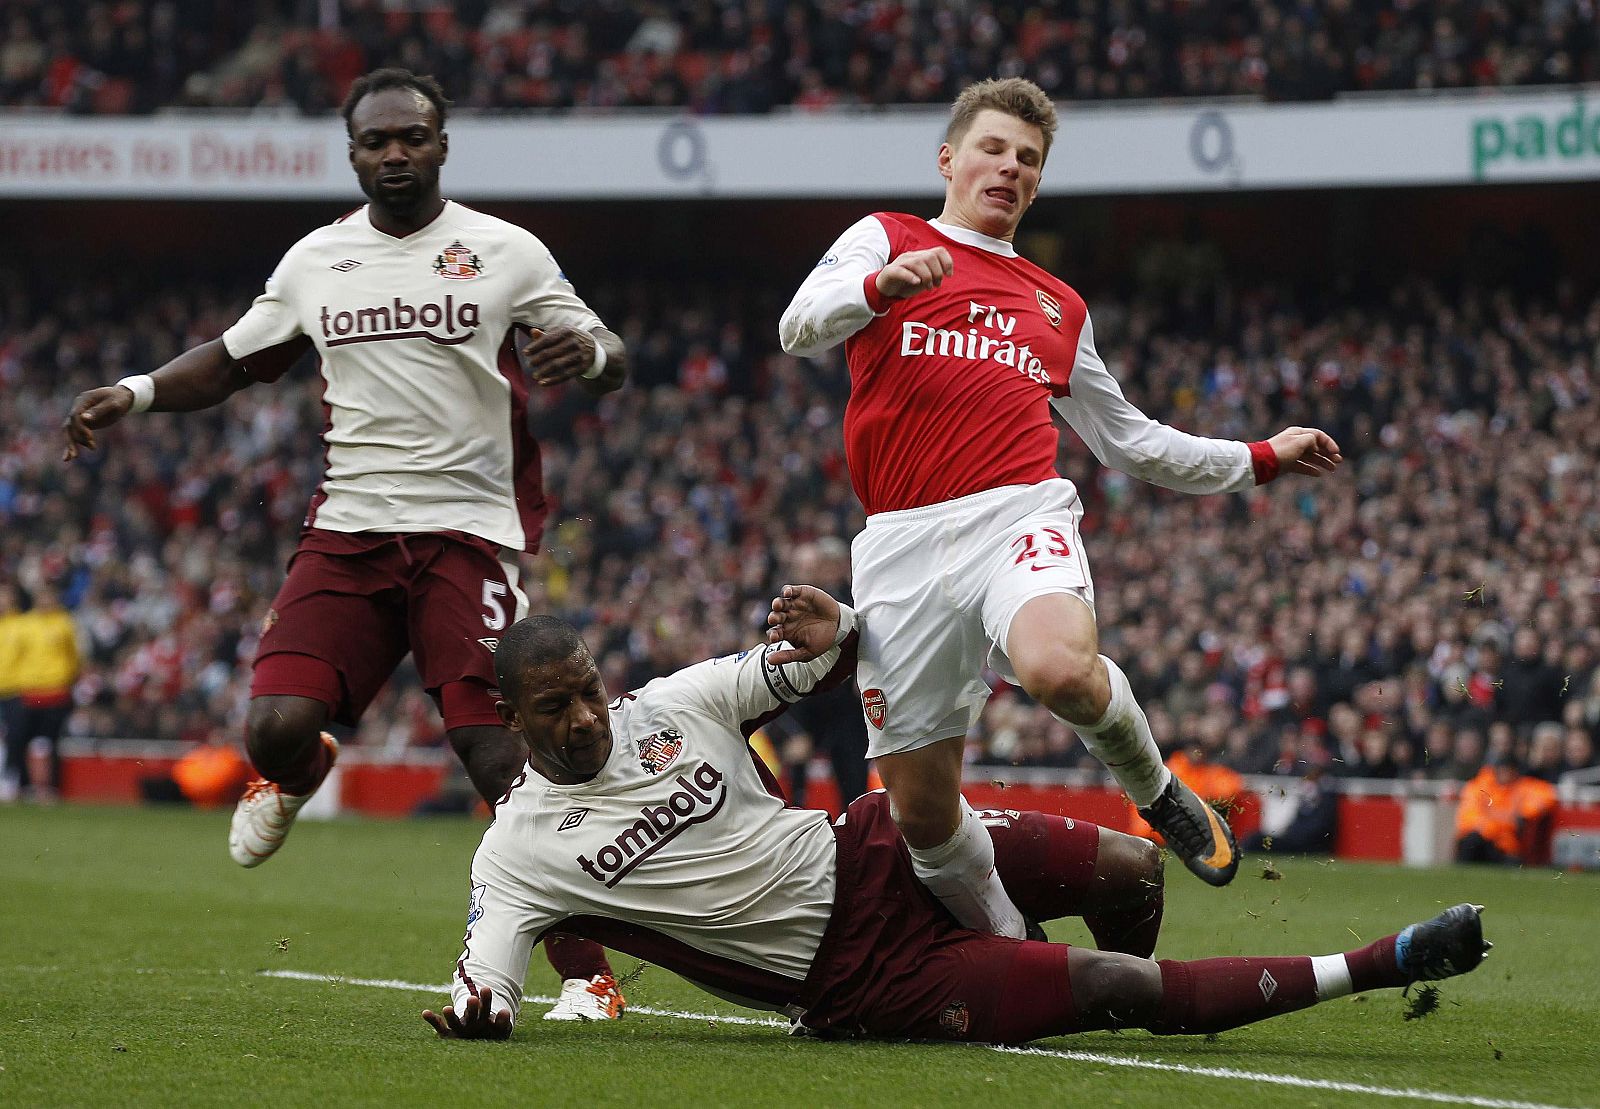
[{"x1": 1455, "y1": 749, "x2": 1558, "y2": 865}]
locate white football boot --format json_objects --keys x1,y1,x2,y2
[
  {"x1": 228, "y1": 733, "x2": 340, "y2": 867},
  {"x1": 543, "y1": 974, "x2": 626, "y2": 1021}
]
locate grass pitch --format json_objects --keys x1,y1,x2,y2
[{"x1": 2, "y1": 803, "x2": 1595, "y2": 1108}]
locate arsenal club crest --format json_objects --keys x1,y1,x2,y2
[
  {"x1": 862, "y1": 688, "x2": 887, "y2": 730},
  {"x1": 1036, "y1": 289, "x2": 1063, "y2": 328},
  {"x1": 638, "y1": 728, "x2": 685, "y2": 774},
  {"x1": 433, "y1": 241, "x2": 484, "y2": 280}
]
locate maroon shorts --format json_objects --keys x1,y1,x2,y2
[
  {"x1": 251, "y1": 529, "x2": 520, "y2": 730},
  {"x1": 796, "y1": 791, "x2": 1099, "y2": 1043}
]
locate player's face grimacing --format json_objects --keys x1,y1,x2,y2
[
  {"x1": 347, "y1": 87, "x2": 448, "y2": 218},
  {"x1": 937, "y1": 108, "x2": 1045, "y2": 242},
  {"x1": 498, "y1": 652, "x2": 613, "y2": 785}
]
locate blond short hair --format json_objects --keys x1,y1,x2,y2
[{"x1": 946, "y1": 78, "x2": 1058, "y2": 161}]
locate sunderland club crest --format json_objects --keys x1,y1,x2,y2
[
  {"x1": 638, "y1": 728, "x2": 685, "y2": 774},
  {"x1": 939, "y1": 1001, "x2": 971, "y2": 1038},
  {"x1": 433, "y1": 241, "x2": 484, "y2": 280}
]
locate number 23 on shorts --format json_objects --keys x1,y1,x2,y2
[{"x1": 1010, "y1": 527, "x2": 1071, "y2": 568}]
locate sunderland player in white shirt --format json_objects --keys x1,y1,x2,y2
[
  {"x1": 777, "y1": 78, "x2": 1345, "y2": 939},
  {"x1": 425, "y1": 583, "x2": 1489, "y2": 1042},
  {"x1": 62, "y1": 68, "x2": 625, "y2": 1018}
]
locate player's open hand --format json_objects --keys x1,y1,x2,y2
[
  {"x1": 1267, "y1": 426, "x2": 1343, "y2": 477},
  {"x1": 875, "y1": 248, "x2": 954, "y2": 300},
  {"x1": 522, "y1": 326, "x2": 597, "y2": 387},
  {"x1": 766, "y1": 584, "x2": 842, "y2": 665},
  {"x1": 422, "y1": 986, "x2": 513, "y2": 1040},
  {"x1": 62, "y1": 385, "x2": 136, "y2": 461}
]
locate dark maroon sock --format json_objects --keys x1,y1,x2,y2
[
  {"x1": 543, "y1": 934, "x2": 613, "y2": 981},
  {"x1": 1084, "y1": 889, "x2": 1164, "y2": 959},
  {"x1": 1148, "y1": 955, "x2": 1320, "y2": 1035},
  {"x1": 274, "y1": 738, "x2": 330, "y2": 797},
  {"x1": 1344, "y1": 934, "x2": 1403, "y2": 992}
]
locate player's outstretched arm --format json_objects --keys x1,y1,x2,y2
[
  {"x1": 765, "y1": 584, "x2": 843, "y2": 666},
  {"x1": 62, "y1": 337, "x2": 255, "y2": 461},
  {"x1": 422, "y1": 986, "x2": 514, "y2": 1041},
  {"x1": 1265, "y1": 426, "x2": 1343, "y2": 477},
  {"x1": 521, "y1": 325, "x2": 627, "y2": 396}
]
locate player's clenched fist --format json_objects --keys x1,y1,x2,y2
[
  {"x1": 521, "y1": 325, "x2": 597, "y2": 387},
  {"x1": 874, "y1": 247, "x2": 954, "y2": 300},
  {"x1": 62, "y1": 385, "x2": 136, "y2": 461}
]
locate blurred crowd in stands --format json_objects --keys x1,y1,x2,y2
[
  {"x1": 1, "y1": 255, "x2": 1597, "y2": 790},
  {"x1": 2, "y1": 0, "x2": 1596, "y2": 115}
]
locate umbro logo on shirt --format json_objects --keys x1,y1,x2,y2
[
  {"x1": 557, "y1": 809, "x2": 590, "y2": 831},
  {"x1": 330, "y1": 259, "x2": 363, "y2": 272}
]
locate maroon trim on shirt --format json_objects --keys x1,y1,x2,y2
[
  {"x1": 1248, "y1": 440, "x2": 1281, "y2": 484},
  {"x1": 303, "y1": 360, "x2": 332, "y2": 529},
  {"x1": 494, "y1": 325, "x2": 550, "y2": 554},
  {"x1": 540, "y1": 914, "x2": 806, "y2": 1010},
  {"x1": 739, "y1": 630, "x2": 861, "y2": 803}
]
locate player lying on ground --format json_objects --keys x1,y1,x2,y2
[{"x1": 425, "y1": 585, "x2": 1489, "y2": 1043}]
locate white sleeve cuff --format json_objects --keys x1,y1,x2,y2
[
  {"x1": 580, "y1": 332, "x2": 608, "y2": 379},
  {"x1": 833, "y1": 603, "x2": 857, "y2": 645}
]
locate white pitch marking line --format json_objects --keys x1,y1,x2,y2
[
  {"x1": 259, "y1": 970, "x2": 1580, "y2": 1109},
  {"x1": 257, "y1": 969, "x2": 788, "y2": 1028},
  {"x1": 988, "y1": 1046, "x2": 1579, "y2": 1109}
]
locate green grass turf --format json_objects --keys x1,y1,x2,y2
[{"x1": 2, "y1": 803, "x2": 1595, "y2": 1108}]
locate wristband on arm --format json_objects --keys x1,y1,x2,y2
[
  {"x1": 1248, "y1": 440, "x2": 1281, "y2": 484},
  {"x1": 115, "y1": 374, "x2": 156, "y2": 413},
  {"x1": 580, "y1": 335, "x2": 608, "y2": 380},
  {"x1": 862, "y1": 271, "x2": 892, "y2": 316}
]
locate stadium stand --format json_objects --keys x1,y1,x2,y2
[
  {"x1": 2, "y1": 264, "x2": 1595, "y2": 784},
  {"x1": 2, "y1": 0, "x2": 1597, "y2": 114}
]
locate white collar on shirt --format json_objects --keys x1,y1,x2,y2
[
  {"x1": 363, "y1": 199, "x2": 453, "y2": 239},
  {"x1": 927, "y1": 218, "x2": 1018, "y2": 258}
]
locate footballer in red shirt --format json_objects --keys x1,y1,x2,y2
[{"x1": 780, "y1": 78, "x2": 1342, "y2": 936}]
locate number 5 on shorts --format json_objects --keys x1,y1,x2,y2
[{"x1": 481, "y1": 580, "x2": 509, "y2": 630}]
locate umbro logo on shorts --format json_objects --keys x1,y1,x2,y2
[{"x1": 331, "y1": 259, "x2": 363, "y2": 272}]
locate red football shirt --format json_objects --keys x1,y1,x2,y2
[
  {"x1": 780, "y1": 213, "x2": 1273, "y2": 515},
  {"x1": 841, "y1": 213, "x2": 1083, "y2": 513}
]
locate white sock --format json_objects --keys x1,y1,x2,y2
[
  {"x1": 906, "y1": 799, "x2": 1027, "y2": 940},
  {"x1": 1312, "y1": 954, "x2": 1355, "y2": 1000},
  {"x1": 1062, "y1": 655, "x2": 1170, "y2": 808}
]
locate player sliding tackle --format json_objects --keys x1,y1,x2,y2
[
  {"x1": 425, "y1": 584, "x2": 1489, "y2": 1043},
  {"x1": 777, "y1": 77, "x2": 1344, "y2": 937}
]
